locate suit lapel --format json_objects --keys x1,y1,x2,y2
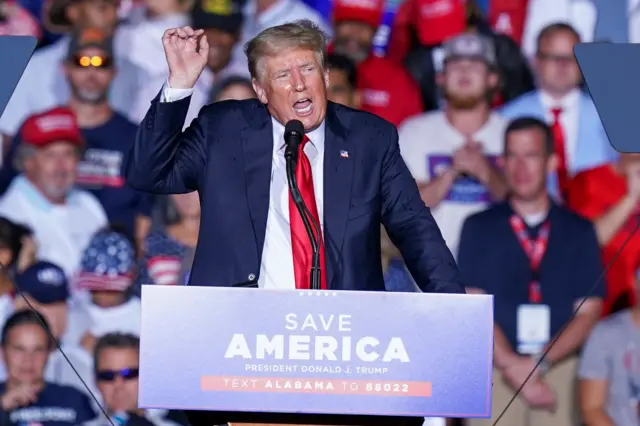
[
  {"x1": 323, "y1": 103, "x2": 353, "y2": 289},
  {"x1": 241, "y1": 102, "x2": 274, "y2": 266}
]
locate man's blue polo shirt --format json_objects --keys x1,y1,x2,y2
[{"x1": 457, "y1": 201, "x2": 605, "y2": 350}]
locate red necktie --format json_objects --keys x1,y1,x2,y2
[
  {"x1": 288, "y1": 135, "x2": 327, "y2": 290},
  {"x1": 550, "y1": 107, "x2": 570, "y2": 199}
]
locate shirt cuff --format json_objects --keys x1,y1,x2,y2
[{"x1": 160, "y1": 80, "x2": 194, "y2": 103}]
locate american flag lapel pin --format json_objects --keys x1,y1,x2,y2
[{"x1": 340, "y1": 150, "x2": 349, "y2": 158}]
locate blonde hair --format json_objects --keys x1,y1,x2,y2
[{"x1": 244, "y1": 19, "x2": 328, "y2": 81}]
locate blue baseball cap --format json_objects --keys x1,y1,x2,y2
[{"x1": 15, "y1": 261, "x2": 69, "y2": 304}]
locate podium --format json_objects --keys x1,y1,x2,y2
[{"x1": 139, "y1": 286, "x2": 494, "y2": 424}]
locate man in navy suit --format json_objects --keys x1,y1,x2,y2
[{"x1": 124, "y1": 19, "x2": 462, "y2": 295}]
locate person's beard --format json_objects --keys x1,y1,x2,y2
[
  {"x1": 42, "y1": 181, "x2": 72, "y2": 200},
  {"x1": 40, "y1": 170, "x2": 74, "y2": 200},
  {"x1": 332, "y1": 36, "x2": 369, "y2": 64},
  {"x1": 71, "y1": 82, "x2": 108, "y2": 104},
  {"x1": 443, "y1": 87, "x2": 488, "y2": 110}
]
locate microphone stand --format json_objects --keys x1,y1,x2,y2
[{"x1": 285, "y1": 156, "x2": 322, "y2": 290}]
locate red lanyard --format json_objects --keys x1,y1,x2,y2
[{"x1": 509, "y1": 215, "x2": 551, "y2": 303}]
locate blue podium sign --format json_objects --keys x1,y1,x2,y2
[
  {"x1": 575, "y1": 43, "x2": 640, "y2": 153},
  {"x1": 0, "y1": 36, "x2": 37, "y2": 118},
  {"x1": 139, "y1": 286, "x2": 494, "y2": 419}
]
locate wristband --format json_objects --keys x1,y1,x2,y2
[{"x1": 532, "y1": 353, "x2": 550, "y2": 375}]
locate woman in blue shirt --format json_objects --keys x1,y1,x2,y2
[{"x1": 0, "y1": 310, "x2": 96, "y2": 425}]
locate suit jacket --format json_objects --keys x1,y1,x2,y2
[{"x1": 124, "y1": 94, "x2": 463, "y2": 293}]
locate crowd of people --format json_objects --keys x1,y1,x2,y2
[{"x1": 0, "y1": 0, "x2": 636, "y2": 424}]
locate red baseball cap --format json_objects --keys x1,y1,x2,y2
[
  {"x1": 19, "y1": 107, "x2": 83, "y2": 148},
  {"x1": 414, "y1": 0, "x2": 466, "y2": 46},
  {"x1": 357, "y1": 56, "x2": 424, "y2": 126},
  {"x1": 333, "y1": 0, "x2": 385, "y2": 29}
]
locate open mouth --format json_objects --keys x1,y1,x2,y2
[{"x1": 293, "y1": 98, "x2": 313, "y2": 115}]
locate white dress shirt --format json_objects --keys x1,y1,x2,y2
[
  {"x1": 539, "y1": 88, "x2": 580, "y2": 171},
  {"x1": 161, "y1": 84, "x2": 325, "y2": 289}
]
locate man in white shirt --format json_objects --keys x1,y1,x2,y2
[
  {"x1": 128, "y1": 20, "x2": 460, "y2": 294},
  {"x1": 0, "y1": 107, "x2": 107, "y2": 278},
  {"x1": 399, "y1": 33, "x2": 508, "y2": 257},
  {"x1": 127, "y1": 19, "x2": 462, "y2": 426}
]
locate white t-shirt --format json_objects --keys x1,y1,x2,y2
[
  {"x1": 0, "y1": 176, "x2": 108, "y2": 278},
  {"x1": 65, "y1": 298, "x2": 141, "y2": 346},
  {"x1": 399, "y1": 111, "x2": 507, "y2": 257}
]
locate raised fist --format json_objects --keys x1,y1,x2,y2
[{"x1": 162, "y1": 26, "x2": 209, "y2": 89}]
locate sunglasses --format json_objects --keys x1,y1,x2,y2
[
  {"x1": 71, "y1": 55, "x2": 113, "y2": 69},
  {"x1": 96, "y1": 367, "x2": 139, "y2": 382}
]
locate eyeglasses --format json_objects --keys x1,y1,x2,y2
[
  {"x1": 96, "y1": 367, "x2": 139, "y2": 382},
  {"x1": 71, "y1": 55, "x2": 113, "y2": 69},
  {"x1": 536, "y1": 52, "x2": 576, "y2": 64}
]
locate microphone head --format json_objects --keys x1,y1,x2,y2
[
  {"x1": 284, "y1": 120, "x2": 304, "y2": 161},
  {"x1": 284, "y1": 120, "x2": 304, "y2": 139}
]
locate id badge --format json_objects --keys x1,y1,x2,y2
[{"x1": 517, "y1": 304, "x2": 550, "y2": 355}]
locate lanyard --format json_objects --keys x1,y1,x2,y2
[{"x1": 509, "y1": 215, "x2": 551, "y2": 303}]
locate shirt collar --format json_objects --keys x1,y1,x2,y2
[
  {"x1": 271, "y1": 116, "x2": 326, "y2": 153},
  {"x1": 499, "y1": 197, "x2": 558, "y2": 222},
  {"x1": 11, "y1": 175, "x2": 79, "y2": 212},
  {"x1": 539, "y1": 88, "x2": 581, "y2": 111}
]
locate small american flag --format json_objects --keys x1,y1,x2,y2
[{"x1": 340, "y1": 150, "x2": 349, "y2": 158}]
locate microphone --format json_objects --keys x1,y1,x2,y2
[
  {"x1": 284, "y1": 120, "x2": 322, "y2": 290},
  {"x1": 284, "y1": 120, "x2": 303, "y2": 164}
]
